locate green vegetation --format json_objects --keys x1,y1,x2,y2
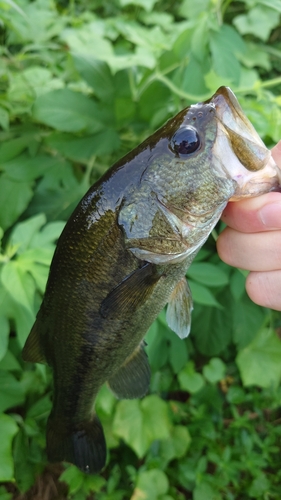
[{"x1": 0, "y1": 0, "x2": 281, "y2": 498}]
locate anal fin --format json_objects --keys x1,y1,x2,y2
[
  {"x1": 107, "y1": 342, "x2": 150, "y2": 399},
  {"x1": 166, "y1": 277, "x2": 193, "y2": 339},
  {"x1": 22, "y1": 321, "x2": 47, "y2": 364}
]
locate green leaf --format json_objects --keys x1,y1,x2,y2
[
  {"x1": 188, "y1": 280, "x2": 222, "y2": 308},
  {"x1": 1, "y1": 261, "x2": 34, "y2": 314},
  {"x1": 160, "y1": 425, "x2": 191, "y2": 463},
  {"x1": 248, "y1": 472, "x2": 270, "y2": 498},
  {"x1": 13, "y1": 305, "x2": 34, "y2": 348},
  {"x1": 73, "y1": 55, "x2": 114, "y2": 101},
  {"x1": 0, "y1": 176, "x2": 33, "y2": 230},
  {"x1": 178, "y1": 0, "x2": 211, "y2": 19},
  {"x1": 46, "y1": 129, "x2": 120, "y2": 161},
  {"x1": 258, "y1": 0, "x2": 281, "y2": 12},
  {"x1": 0, "y1": 413, "x2": 18, "y2": 482},
  {"x1": 119, "y1": 0, "x2": 158, "y2": 11},
  {"x1": 230, "y1": 269, "x2": 245, "y2": 301},
  {"x1": 193, "y1": 482, "x2": 221, "y2": 500},
  {"x1": 29, "y1": 221, "x2": 65, "y2": 249},
  {"x1": 10, "y1": 214, "x2": 46, "y2": 254},
  {"x1": 236, "y1": 328, "x2": 281, "y2": 388},
  {"x1": 12, "y1": 429, "x2": 36, "y2": 493},
  {"x1": 232, "y1": 295, "x2": 266, "y2": 350},
  {"x1": 2, "y1": 153, "x2": 56, "y2": 181},
  {"x1": 210, "y1": 24, "x2": 245, "y2": 85},
  {"x1": 233, "y1": 6, "x2": 280, "y2": 42},
  {"x1": 169, "y1": 331, "x2": 189, "y2": 374},
  {"x1": 0, "y1": 485, "x2": 12, "y2": 500},
  {"x1": 226, "y1": 386, "x2": 246, "y2": 405},
  {"x1": 133, "y1": 469, "x2": 169, "y2": 500},
  {"x1": 203, "y1": 358, "x2": 226, "y2": 384},
  {"x1": 33, "y1": 89, "x2": 105, "y2": 133},
  {"x1": 187, "y1": 263, "x2": 229, "y2": 287},
  {"x1": 0, "y1": 316, "x2": 9, "y2": 362},
  {"x1": 21, "y1": 66, "x2": 64, "y2": 97},
  {"x1": 0, "y1": 350, "x2": 22, "y2": 372},
  {"x1": 192, "y1": 290, "x2": 233, "y2": 356},
  {"x1": 145, "y1": 318, "x2": 169, "y2": 371},
  {"x1": 175, "y1": 56, "x2": 209, "y2": 98},
  {"x1": 0, "y1": 371, "x2": 25, "y2": 413},
  {"x1": 178, "y1": 361, "x2": 205, "y2": 393},
  {"x1": 113, "y1": 395, "x2": 170, "y2": 458},
  {"x1": 59, "y1": 466, "x2": 84, "y2": 495},
  {"x1": 0, "y1": 107, "x2": 9, "y2": 131}
]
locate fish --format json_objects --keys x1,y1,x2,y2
[{"x1": 22, "y1": 86, "x2": 281, "y2": 474}]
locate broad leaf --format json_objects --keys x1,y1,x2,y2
[
  {"x1": 210, "y1": 24, "x2": 245, "y2": 85},
  {"x1": 187, "y1": 262, "x2": 229, "y2": 288},
  {"x1": 0, "y1": 371, "x2": 25, "y2": 413},
  {"x1": 133, "y1": 469, "x2": 169, "y2": 500},
  {"x1": 203, "y1": 358, "x2": 226, "y2": 384},
  {"x1": 0, "y1": 176, "x2": 33, "y2": 230},
  {"x1": 73, "y1": 55, "x2": 115, "y2": 101},
  {"x1": 178, "y1": 361, "x2": 205, "y2": 393},
  {"x1": 113, "y1": 395, "x2": 170, "y2": 458},
  {"x1": 33, "y1": 89, "x2": 105, "y2": 133},
  {"x1": 10, "y1": 214, "x2": 46, "y2": 254},
  {"x1": 192, "y1": 290, "x2": 233, "y2": 356},
  {"x1": 1, "y1": 261, "x2": 34, "y2": 314},
  {"x1": 236, "y1": 328, "x2": 281, "y2": 388},
  {"x1": 233, "y1": 5, "x2": 280, "y2": 42}
]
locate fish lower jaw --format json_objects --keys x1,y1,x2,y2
[{"x1": 229, "y1": 156, "x2": 281, "y2": 200}]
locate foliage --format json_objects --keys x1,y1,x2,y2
[{"x1": 0, "y1": 0, "x2": 281, "y2": 498}]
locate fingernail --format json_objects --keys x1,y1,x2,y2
[{"x1": 259, "y1": 203, "x2": 281, "y2": 228}]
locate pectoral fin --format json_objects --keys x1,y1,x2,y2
[
  {"x1": 107, "y1": 342, "x2": 150, "y2": 399},
  {"x1": 100, "y1": 262, "x2": 162, "y2": 319},
  {"x1": 166, "y1": 277, "x2": 193, "y2": 339},
  {"x1": 22, "y1": 321, "x2": 47, "y2": 364}
]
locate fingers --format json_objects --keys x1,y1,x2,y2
[
  {"x1": 217, "y1": 139, "x2": 281, "y2": 311},
  {"x1": 246, "y1": 270, "x2": 281, "y2": 311},
  {"x1": 221, "y1": 192, "x2": 281, "y2": 233},
  {"x1": 217, "y1": 228, "x2": 281, "y2": 271}
]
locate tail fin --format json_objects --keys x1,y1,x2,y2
[{"x1": 47, "y1": 413, "x2": 106, "y2": 474}]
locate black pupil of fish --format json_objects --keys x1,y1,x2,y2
[{"x1": 171, "y1": 128, "x2": 200, "y2": 155}]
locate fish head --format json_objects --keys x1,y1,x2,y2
[{"x1": 118, "y1": 86, "x2": 280, "y2": 263}]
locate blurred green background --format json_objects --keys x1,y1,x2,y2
[{"x1": 0, "y1": 0, "x2": 281, "y2": 498}]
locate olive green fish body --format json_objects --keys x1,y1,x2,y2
[{"x1": 23, "y1": 87, "x2": 281, "y2": 474}]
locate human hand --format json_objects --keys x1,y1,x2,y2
[{"x1": 217, "y1": 140, "x2": 281, "y2": 310}]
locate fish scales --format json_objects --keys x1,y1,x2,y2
[{"x1": 22, "y1": 87, "x2": 281, "y2": 474}]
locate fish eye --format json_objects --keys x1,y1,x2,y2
[{"x1": 170, "y1": 127, "x2": 200, "y2": 156}]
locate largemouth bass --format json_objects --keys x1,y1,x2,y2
[{"x1": 22, "y1": 87, "x2": 280, "y2": 474}]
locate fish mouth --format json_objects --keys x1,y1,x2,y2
[{"x1": 208, "y1": 86, "x2": 281, "y2": 199}]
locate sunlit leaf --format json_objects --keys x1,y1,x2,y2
[
  {"x1": 0, "y1": 176, "x2": 33, "y2": 230},
  {"x1": 113, "y1": 395, "x2": 170, "y2": 458},
  {"x1": 236, "y1": 328, "x2": 281, "y2": 388},
  {"x1": 33, "y1": 89, "x2": 105, "y2": 133},
  {"x1": 178, "y1": 361, "x2": 205, "y2": 393}
]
